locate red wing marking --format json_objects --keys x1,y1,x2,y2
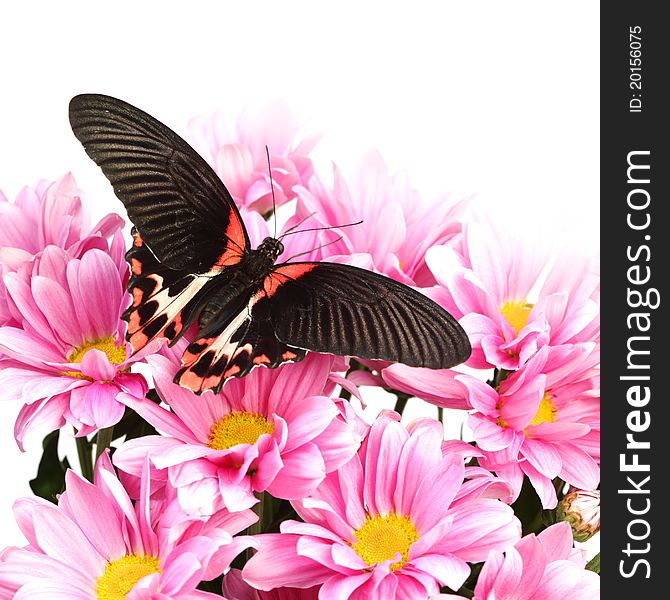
[
  {"x1": 262, "y1": 263, "x2": 317, "y2": 298},
  {"x1": 212, "y1": 214, "x2": 247, "y2": 270}
]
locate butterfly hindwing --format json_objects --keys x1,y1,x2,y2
[
  {"x1": 260, "y1": 262, "x2": 471, "y2": 369},
  {"x1": 123, "y1": 228, "x2": 228, "y2": 351},
  {"x1": 175, "y1": 290, "x2": 305, "y2": 394},
  {"x1": 69, "y1": 94, "x2": 249, "y2": 273}
]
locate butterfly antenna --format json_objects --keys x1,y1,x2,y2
[
  {"x1": 280, "y1": 219, "x2": 364, "y2": 238},
  {"x1": 265, "y1": 145, "x2": 277, "y2": 238},
  {"x1": 279, "y1": 211, "x2": 318, "y2": 238},
  {"x1": 283, "y1": 235, "x2": 344, "y2": 263}
]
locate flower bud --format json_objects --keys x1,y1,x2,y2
[{"x1": 557, "y1": 488, "x2": 600, "y2": 542}]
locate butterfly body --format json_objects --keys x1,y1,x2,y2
[{"x1": 69, "y1": 94, "x2": 471, "y2": 394}]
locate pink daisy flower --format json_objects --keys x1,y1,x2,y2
[
  {"x1": 463, "y1": 344, "x2": 599, "y2": 508},
  {"x1": 426, "y1": 217, "x2": 599, "y2": 370},
  {"x1": 292, "y1": 150, "x2": 467, "y2": 286},
  {"x1": 242, "y1": 413, "x2": 520, "y2": 599},
  {"x1": 187, "y1": 100, "x2": 320, "y2": 214},
  {"x1": 0, "y1": 173, "x2": 123, "y2": 327},
  {"x1": 113, "y1": 351, "x2": 364, "y2": 514},
  {"x1": 441, "y1": 523, "x2": 599, "y2": 600},
  {"x1": 0, "y1": 243, "x2": 153, "y2": 447},
  {"x1": 0, "y1": 453, "x2": 255, "y2": 599},
  {"x1": 222, "y1": 569, "x2": 320, "y2": 600},
  {"x1": 385, "y1": 344, "x2": 600, "y2": 509}
]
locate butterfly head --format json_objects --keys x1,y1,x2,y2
[{"x1": 256, "y1": 236, "x2": 284, "y2": 262}]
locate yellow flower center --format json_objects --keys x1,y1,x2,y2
[
  {"x1": 528, "y1": 393, "x2": 557, "y2": 427},
  {"x1": 497, "y1": 393, "x2": 557, "y2": 433},
  {"x1": 63, "y1": 336, "x2": 127, "y2": 379},
  {"x1": 500, "y1": 300, "x2": 534, "y2": 336},
  {"x1": 96, "y1": 554, "x2": 161, "y2": 600},
  {"x1": 208, "y1": 412, "x2": 274, "y2": 450},
  {"x1": 352, "y1": 513, "x2": 419, "y2": 571}
]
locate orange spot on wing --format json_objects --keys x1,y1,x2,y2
[
  {"x1": 253, "y1": 354, "x2": 271, "y2": 365},
  {"x1": 132, "y1": 288, "x2": 143, "y2": 307},
  {"x1": 132, "y1": 230, "x2": 144, "y2": 247},
  {"x1": 224, "y1": 365, "x2": 241, "y2": 379},
  {"x1": 178, "y1": 369, "x2": 205, "y2": 393},
  {"x1": 130, "y1": 258, "x2": 143, "y2": 275},
  {"x1": 128, "y1": 329, "x2": 149, "y2": 353},
  {"x1": 127, "y1": 309, "x2": 141, "y2": 334},
  {"x1": 263, "y1": 263, "x2": 317, "y2": 298},
  {"x1": 182, "y1": 338, "x2": 215, "y2": 364},
  {"x1": 282, "y1": 350, "x2": 298, "y2": 361}
]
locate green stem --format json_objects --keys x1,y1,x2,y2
[
  {"x1": 247, "y1": 491, "x2": 274, "y2": 535},
  {"x1": 245, "y1": 491, "x2": 274, "y2": 562},
  {"x1": 75, "y1": 436, "x2": 94, "y2": 482},
  {"x1": 437, "y1": 406, "x2": 444, "y2": 423},
  {"x1": 394, "y1": 391, "x2": 411, "y2": 414},
  {"x1": 95, "y1": 426, "x2": 115, "y2": 462}
]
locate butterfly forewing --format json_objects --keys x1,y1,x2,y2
[
  {"x1": 261, "y1": 262, "x2": 471, "y2": 369},
  {"x1": 69, "y1": 94, "x2": 249, "y2": 273}
]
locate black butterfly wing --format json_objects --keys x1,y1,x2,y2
[
  {"x1": 259, "y1": 262, "x2": 471, "y2": 369},
  {"x1": 69, "y1": 93, "x2": 249, "y2": 273}
]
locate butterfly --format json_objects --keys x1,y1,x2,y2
[{"x1": 68, "y1": 94, "x2": 471, "y2": 394}]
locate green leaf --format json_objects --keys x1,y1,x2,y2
[
  {"x1": 196, "y1": 574, "x2": 224, "y2": 593},
  {"x1": 29, "y1": 430, "x2": 71, "y2": 503},
  {"x1": 586, "y1": 552, "x2": 600, "y2": 574},
  {"x1": 512, "y1": 476, "x2": 545, "y2": 535}
]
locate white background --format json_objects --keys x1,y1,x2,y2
[{"x1": 0, "y1": 2, "x2": 599, "y2": 550}]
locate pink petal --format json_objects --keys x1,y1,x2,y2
[
  {"x1": 556, "y1": 443, "x2": 600, "y2": 490},
  {"x1": 120, "y1": 393, "x2": 200, "y2": 442},
  {"x1": 75, "y1": 249, "x2": 124, "y2": 338},
  {"x1": 520, "y1": 461, "x2": 557, "y2": 509},
  {"x1": 536, "y1": 523, "x2": 574, "y2": 560},
  {"x1": 410, "y1": 461, "x2": 465, "y2": 533},
  {"x1": 393, "y1": 420, "x2": 443, "y2": 516},
  {"x1": 382, "y1": 365, "x2": 472, "y2": 410},
  {"x1": 440, "y1": 499, "x2": 520, "y2": 562},
  {"x1": 79, "y1": 348, "x2": 117, "y2": 381},
  {"x1": 411, "y1": 553, "x2": 470, "y2": 591},
  {"x1": 281, "y1": 395, "x2": 338, "y2": 452},
  {"x1": 521, "y1": 439, "x2": 562, "y2": 479},
  {"x1": 319, "y1": 572, "x2": 373, "y2": 599},
  {"x1": 30, "y1": 501, "x2": 107, "y2": 575},
  {"x1": 242, "y1": 534, "x2": 332, "y2": 590},
  {"x1": 61, "y1": 470, "x2": 125, "y2": 559},
  {"x1": 0, "y1": 326, "x2": 63, "y2": 366},
  {"x1": 266, "y1": 443, "x2": 325, "y2": 500}
]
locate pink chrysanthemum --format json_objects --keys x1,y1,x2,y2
[
  {"x1": 0, "y1": 243, "x2": 154, "y2": 447},
  {"x1": 0, "y1": 453, "x2": 255, "y2": 599},
  {"x1": 113, "y1": 351, "x2": 365, "y2": 514},
  {"x1": 0, "y1": 174, "x2": 123, "y2": 327},
  {"x1": 441, "y1": 523, "x2": 599, "y2": 600},
  {"x1": 242, "y1": 413, "x2": 520, "y2": 599},
  {"x1": 426, "y1": 217, "x2": 600, "y2": 370},
  {"x1": 223, "y1": 569, "x2": 320, "y2": 600},
  {"x1": 292, "y1": 151, "x2": 467, "y2": 286},
  {"x1": 460, "y1": 344, "x2": 599, "y2": 509},
  {"x1": 187, "y1": 100, "x2": 320, "y2": 214}
]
